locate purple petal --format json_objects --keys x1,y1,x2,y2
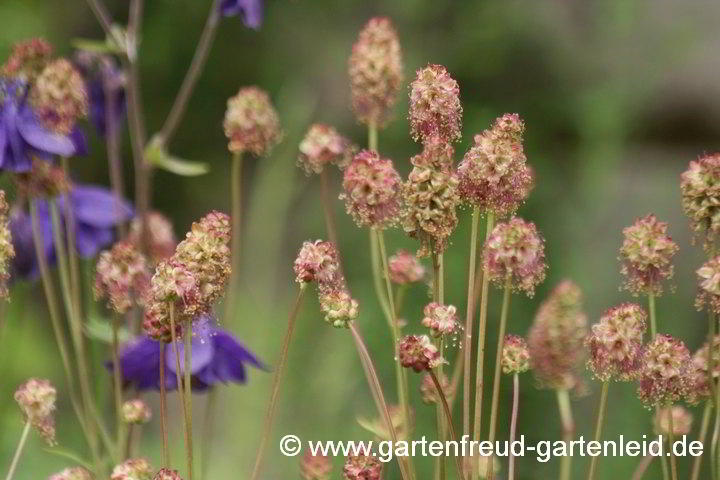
[
  {"x1": 70, "y1": 127, "x2": 88, "y2": 156},
  {"x1": 67, "y1": 185, "x2": 134, "y2": 227},
  {"x1": 165, "y1": 334, "x2": 215, "y2": 375},
  {"x1": 17, "y1": 106, "x2": 76, "y2": 157}
]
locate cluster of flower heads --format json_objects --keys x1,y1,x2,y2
[
  {"x1": 636, "y1": 334, "x2": 691, "y2": 407},
  {"x1": 29, "y1": 58, "x2": 88, "y2": 136},
  {"x1": 421, "y1": 302, "x2": 458, "y2": 337},
  {"x1": 398, "y1": 334, "x2": 445, "y2": 372},
  {"x1": 343, "y1": 454, "x2": 383, "y2": 480},
  {"x1": 95, "y1": 240, "x2": 151, "y2": 314},
  {"x1": 680, "y1": 153, "x2": 720, "y2": 249},
  {"x1": 348, "y1": 17, "x2": 403, "y2": 128},
  {"x1": 483, "y1": 217, "x2": 546, "y2": 296},
  {"x1": 14, "y1": 378, "x2": 56, "y2": 445},
  {"x1": 0, "y1": 191, "x2": 14, "y2": 299},
  {"x1": 685, "y1": 335, "x2": 720, "y2": 404},
  {"x1": 501, "y1": 335, "x2": 530, "y2": 375},
  {"x1": 619, "y1": 214, "x2": 678, "y2": 296},
  {"x1": 528, "y1": 280, "x2": 587, "y2": 390},
  {"x1": 294, "y1": 240, "x2": 358, "y2": 328},
  {"x1": 457, "y1": 114, "x2": 533, "y2": 216},
  {"x1": 143, "y1": 211, "x2": 231, "y2": 342},
  {"x1": 223, "y1": 86, "x2": 281, "y2": 156},
  {"x1": 586, "y1": 303, "x2": 647, "y2": 382},
  {"x1": 298, "y1": 123, "x2": 354, "y2": 175},
  {"x1": 408, "y1": 64, "x2": 462, "y2": 144},
  {"x1": 695, "y1": 255, "x2": 720, "y2": 315},
  {"x1": 342, "y1": 150, "x2": 402, "y2": 229}
]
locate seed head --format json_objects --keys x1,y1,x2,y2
[
  {"x1": 343, "y1": 455, "x2": 383, "y2": 480},
  {"x1": 30, "y1": 58, "x2": 88, "y2": 135},
  {"x1": 128, "y1": 211, "x2": 177, "y2": 264},
  {"x1": 348, "y1": 17, "x2": 403, "y2": 128},
  {"x1": 300, "y1": 451, "x2": 332, "y2": 480},
  {"x1": 122, "y1": 399, "x2": 151, "y2": 424},
  {"x1": 483, "y1": 217, "x2": 546, "y2": 296},
  {"x1": 293, "y1": 240, "x2": 341, "y2": 285},
  {"x1": 223, "y1": 86, "x2": 281, "y2": 156},
  {"x1": 619, "y1": 214, "x2": 678, "y2": 296},
  {"x1": 502, "y1": 335, "x2": 530, "y2": 374},
  {"x1": 636, "y1": 334, "x2": 691, "y2": 407},
  {"x1": 49, "y1": 467, "x2": 93, "y2": 480},
  {"x1": 421, "y1": 302, "x2": 459, "y2": 337},
  {"x1": 2, "y1": 38, "x2": 53, "y2": 81},
  {"x1": 399, "y1": 334, "x2": 445, "y2": 372},
  {"x1": 685, "y1": 336, "x2": 720, "y2": 405},
  {"x1": 318, "y1": 287, "x2": 359, "y2": 328},
  {"x1": 420, "y1": 372, "x2": 453, "y2": 404},
  {"x1": 653, "y1": 406, "x2": 693, "y2": 437},
  {"x1": 143, "y1": 260, "x2": 200, "y2": 342},
  {"x1": 153, "y1": 469, "x2": 182, "y2": 480},
  {"x1": 111, "y1": 458, "x2": 153, "y2": 480},
  {"x1": 0, "y1": 192, "x2": 14, "y2": 300},
  {"x1": 298, "y1": 123, "x2": 354, "y2": 175},
  {"x1": 457, "y1": 114, "x2": 533, "y2": 215},
  {"x1": 342, "y1": 150, "x2": 402, "y2": 228},
  {"x1": 409, "y1": 64, "x2": 462, "y2": 143},
  {"x1": 586, "y1": 303, "x2": 646, "y2": 382},
  {"x1": 680, "y1": 153, "x2": 720, "y2": 249},
  {"x1": 14, "y1": 161, "x2": 71, "y2": 198},
  {"x1": 95, "y1": 241, "x2": 151, "y2": 314},
  {"x1": 528, "y1": 280, "x2": 587, "y2": 390},
  {"x1": 696, "y1": 255, "x2": 720, "y2": 315},
  {"x1": 388, "y1": 249, "x2": 425, "y2": 284},
  {"x1": 14, "y1": 378, "x2": 56, "y2": 445}
]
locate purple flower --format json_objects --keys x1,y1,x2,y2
[
  {"x1": 0, "y1": 80, "x2": 86, "y2": 173},
  {"x1": 10, "y1": 184, "x2": 133, "y2": 280},
  {"x1": 74, "y1": 53, "x2": 126, "y2": 137},
  {"x1": 115, "y1": 315, "x2": 264, "y2": 391},
  {"x1": 220, "y1": 0, "x2": 263, "y2": 29}
]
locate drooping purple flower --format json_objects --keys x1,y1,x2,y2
[
  {"x1": 220, "y1": 0, "x2": 263, "y2": 29},
  {"x1": 116, "y1": 315, "x2": 264, "y2": 391},
  {"x1": 0, "y1": 79, "x2": 86, "y2": 172},
  {"x1": 74, "y1": 52, "x2": 126, "y2": 137}
]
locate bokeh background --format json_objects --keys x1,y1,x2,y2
[{"x1": 2, "y1": 0, "x2": 720, "y2": 478}]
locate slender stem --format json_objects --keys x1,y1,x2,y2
[
  {"x1": 586, "y1": 382, "x2": 610, "y2": 480},
  {"x1": 4, "y1": 422, "x2": 31, "y2": 480},
  {"x1": 61, "y1": 158, "x2": 82, "y2": 321},
  {"x1": 485, "y1": 275, "x2": 512, "y2": 480},
  {"x1": 368, "y1": 122, "x2": 378, "y2": 152},
  {"x1": 369, "y1": 230, "x2": 392, "y2": 327},
  {"x1": 158, "y1": 0, "x2": 221, "y2": 144},
  {"x1": 83, "y1": 0, "x2": 114, "y2": 37},
  {"x1": 713, "y1": 397, "x2": 720, "y2": 480},
  {"x1": 667, "y1": 406, "x2": 677, "y2": 480},
  {"x1": 463, "y1": 207, "x2": 480, "y2": 440},
  {"x1": 200, "y1": 390, "x2": 217, "y2": 480},
  {"x1": 556, "y1": 389, "x2": 574, "y2": 480},
  {"x1": 169, "y1": 304, "x2": 191, "y2": 479},
  {"x1": 225, "y1": 152, "x2": 244, "y2": 326},
  {"x1": 508, "y1": 374, "x2": 520, "y2": 480},
  {"x1": 691, "y1": 401, "x2": 713, "y2": 480},
  {"x1": 49, "y1": 201, "x2": 76, "y2": 323},
  {"x1": 103, "y1": 69, "x2": 127, "y2": 238},
  {"x1": 430, "y1": 371, "x2": 466, "y2": 480},
  {"x1": 184, "y1": 321, "x2": 194, "y2": 480},
  {"x1": 319, "y1": 170, "x2": 339, "y2": 247},
  {"x1": 648, "y1": 293, "x2": 657, "y2": 339},
  {"x1": 111, "y1": 316, "x2": 124, "y2": 452},
  {"x1": 249, "y1": 287, "x2": 306, "y2": 480},
  {"x1": 631, "y1": 455, "x2": 654, "y2": 480},
  {"x1": 159, "y1": 342, "x2": 170, "y2": 467}
]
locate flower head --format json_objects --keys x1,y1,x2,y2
[
  {"x1": 681, "y1": 153, "x2": 720, "y2": 249},
  {"x1": 122, "y1": 399, "x2": 151, "y2": 424},
  {"x1": 13, "y1": 160, "x2": 71, "y2": 198},
  {"x1": 528, "y1": 280, "x2": 587, "y2": 390},
  {"x1": 686, "y1": 336, "x2": 720, "y2": 404},
  {"x1": 586, "y1": 303, "x2": 647, "y2": 382},
  {"x1": 29, "y1": 58, "x2": 88, "y2": 135},
  {"x1": 300, "y1": 451, "x2": 332, "y2": 480},
  {"x1": 457, "y1": 114, "x2": 533, "y2": 215},
  {"x1": 49, "y1": 467, "x2": 93, "y2": 480},
  {"x1": 128, "y1": 211, "x2": 177, "y2": 264},
  {"x1": 318, "y1": 287, "x2": 359, "y2": 328},
  {"x1": 399, "y1": 334, "x2": 445, "y2": 372},
  {"x1": 342, "y1": 150, "x2": 402, "y2": 228},
  {"x1": 14, "y1": 378, "x2": 56, "y2": 445},
  {"x1": 220, "y1": 0, "x2": 263, "y2": 29},
  {"x1": 111, "y1": 458, "x2": 153, "y2": 480},
  {"x1": 153, "y1": 469, "x2": 182, "y2": 480},
  {"x1": 223, "y1": 86, "x2": 281, "y2": 156},
  {"x1": 637, "y1": 334, "x2": 691, "y2": 407},
  {"x1": 409, "y1": 64, "x2": 462, "y2": 143},
  {"x1": 421, "y1": 302, "x2": 458, "y2": 337},
  {"x1": 502, "y1": 335, "x2": 530, "y2": 374},
  {"x1": 388, "y1": 249, "x2": 425, "y2": 284},
  {"x1": 293, "y1": 240, "x2": 341, "y2": 285},
  {"x1": 420, "y1": 372, "x2": 453, "y2": 404},
  {"x1": 0, "y1": 191, "x2": 15, "y2": 299},
  {"x1": 348, "y1": 17, "x2": 403, "y2": 128},
  {"x1": 343, "y1": 455, "x2": 382, "y2": 480},
  {"x1": 696, "y1": 255, "x2": 720, "y2": 315},
  {"x1": 95, "y1": 241, "x2": 151, "y2": 314},
  {"x1": 2, "y1": 38, "x2": 53, "y2": 81},
  {"x1": 619, "y1": 214, "x2": 678, "y2": 296},
  {"x1": 653, "y1": 406, "x2": 693, "y2": 437},
  {"x1": 297, "y1": 123, "x2": 353, "y2": 175},
  {"x1": 483, "y1": 217, "x2": 546, "y2": 296}
]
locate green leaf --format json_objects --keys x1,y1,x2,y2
[
  {"x1": 43, "y1": 447, "x2": 92, "y2": 470},
  {"x1": 145, "y1": 139, "x2": 209, "y2": 177},
  {"x1": 84, "y1": 316, "x2": 131, "y2": 344},
  {"x1": 71, "y1": 38, "x2": 124, "y2": 55}
]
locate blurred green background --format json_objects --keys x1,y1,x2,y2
[{"x1": 1, "y1": 0, "x2": 719, "y2": 478}]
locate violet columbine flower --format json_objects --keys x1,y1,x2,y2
[
  {"x1": 0, "y1": 79, "x2": 86, "y2": 172},
  {"x1": 220, "y1": 0, "x2": 263, "y2": 29},
  {"x1": 117, "y1": 315, "x2": 263, "y2": 391},
  {"x1": 74, "y1": 51, "x2": 126, "y2": 137}
]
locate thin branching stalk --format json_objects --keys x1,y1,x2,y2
[
  {"x1": 184, "y1": 320, "x2": 194, "y2": 480},
  {"x1": 508, "y1": 373, "x2": 520, "y2": 480},
  {"x1": 368, "y1": 122, "x2": 378, "y2": 152},
  {"x1": 111, "y1": 315, "x2": 124, "y2": 454},
  {"x1": 84, "y1": 0, "x2": 114, "y2": 36},
  {"x1": 369, "y1": 230, "x2": 392, "y2": 327},
  {"x1": 485, "y1": 274, "x2": 512, "y2": 480},
  {"x1": 61, "y1": 158, "x2": 82, "y2": 319},
  {"x1": 556, "y1": 389, "x2": 574, "y2": 480},
  {"x1": 4, "y1": 422, "x2": 31, "y2": 480},
  {"x1": 430, "y1": 371, "x2": 467, "y2": 480},
  {"x1": 169, "y1": 304, "x2": 191, "y2": 479},
  {"x1": 225, "y1": 151, "x2": 244, "y2": 325},
  {"x1": 463, "y1": 207, "x2": 480, "y2": 439},
  {"x1": 691, "y1": 401, "x2": 713, "y2": 480},
  {"x1": 648, "y1": 293, "x2": 657, "y2": 339},
  {"x1": 667, "y1": 406, "x2": 677, "y2": 480},
  {"x1": 586, "y1": 382, "x2": 610, "y2": 480},
  {"x1": 200, "y1": 389, "x2": 217, "y2": 480},
  {"x1": 159, "y1": 342, "x2": 170, "y2": 467},
  {"x1": 249, "y1": 287, "x2": 306, "y2": 480},
  {"x1": 631, "y1": 455, "x2": 654, "y2": 480},
  {"x1": 319, "y1": 169, "x2": 339, "y2": 247}
]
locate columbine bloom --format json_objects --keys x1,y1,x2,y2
[
  {"x1": 49, "y1": 467, "x2": 93, "y2": 480},
  {"x1": 122, "y1": 399, "x2": 151, "y2": 424},
  {"x1": 636, "y1": 334, "x2": 691, "y2": 407},
  {"x1": 420, "y1": 372, "x2": 453, "y2": 404},
  {"x1": 398, "y1": 334, "x2": 445, "y2": 372},
  {"x1": 128, "y1": 211, "x2": 177, "y2": 264},
  {"x1": 29, "y1": 58, "x2": 88, "y2": 135},
  {"x1": 220, "y1": 0, "x2": 263, "y2": 29},
  {"x1": 680, "y1": 153, "x2": 720, "y2": 248},
  {"x1": 74, "y1": 51, "x2": 126, "y2": 137},
  {"x1": 483, "y1": 217, "x2": 546, "y2": 296},
  {"x1": 297, "y1": 123, "x2": 353, "y2": 175},
  {"x1": 653, "y1": 406, "x2": 693, "y2": 437},
  {"x1": 14, "y1": 378, "x2": 56, "y2": 445},
  {"x1": 421, "y1": 302, "x2": 458, "y2": 337},
  {"x1": 2, "y1": 38, "x2": 53, "y2": 81},
  {"x1": 95, "y1": 241, "x2": 151, "y2": 314},
  {"x1": 686, "y1": 336, "x2": 720, "y2": 404},
  {"x1": 409, "y1": 64, "x2": 462, "y2": 143},
  {"x1": 619, "y1": 214, "x2": 678, "y2": 296},
  {"x1": 318, "y1": 287, "x2": 359, "y2": 328},
  {"x1": 300, "y1": 451, "x2": 332, "y2": 480},
  {"x1": 111, "y1": 458, "x2": 153, "y2": 480},
  {"x1": 343, "y1": 455, "x2": 382, "y2": 480},
  {"x1": 348, "y1": 17, "x2": 403, "y2": 128},
  {"x1": 342, "y1": 150, "x2": 402, "y2": 228},
  {"x1": 293, "y1": 240, "x2": 341, "y2": 285},
  {"x1": 501, "y1": 335, "x2": 530, "y2": 375},
  {"x1": 388, "y1": 249, "x2": 425, "y2": 284},
  {"x1": 153, "y1": 469, "x2": 183, "y2": 480},
  {"x1": 528, "y1": 280, "x2": 587, "y2": 390},
  {"x1": 457, "y1": 114, "x2": 533, "y2": 216},
  {"x1": 118, "y1": 315, "x2": 263, "y2": 391},
  {"x1": 0, "y1": 191, "x2": 15, "y2": 299},
  {"x1": 696, "y1": 255, "x2": 720, "y2": 315},
  {"x1": 586, "y1": 303, "x2": 647, "y2": 382},
  {"x1": 0, "y1": 79, "x2": 86, "y2": 172},
  {"x1": 223, "y1": 86, "x2": 281, "y2": 156}
]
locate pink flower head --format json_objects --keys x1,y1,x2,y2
[
  {"x1": 14, "y1": 378, "x2": 56, "y2": 445},
  {"x1": 685, "y1": 336, "x2": 720, "y2": 405},
  {"x1": 636, "y1": 334, "x2": 691, "y2": 407},
  {"x1": 653, "y1": 406, "x2": 693, "y2": 437},
  {"x1": 457, "y1": 114, "x2": 533, "y2": 215},
  {"x1": 398, "y1": 334, "x2": 445, "y2": 372},
  {"x1": 420, "y1": 372, "x2": 453, "y2": 404},
  {"x1": 2, "y1": 38, "x2": 53, "y2": 81},
  {"x1": 297, "y1": 123, "x2": 354, "y2": 175},
  {"x1": 343, "y1": 454, "x2": 383, "y2": 480},
  {"x1": 153, "y1": 469, "x2": 182, "y2": 480},
  {"x1": 696, "y1": 255, "x2": 720, "y2": 315},
  {"x1": 318, "y1": 287, "x2": 359, "y2": 328},
  {"x1": 586, "y1": 303, "x2": 646, "y2": 382},
  {"x1": 681, "y1": 153, "x2": 720, "y2": 249},
  {"x1": 421, "y1": 302, "x2": 458, "y2": 337},
  {"x1": 128, "y1": 211, "x2": 177, "y2": 264},
  {"x1": 30, "y1": 58, "x2": 89, "y2": 135},
  {"x1": 483, "y1": 217, "x2": 546, "y2": 296},
  {"x1": 502, "y1": 335, "x2": 530, "y2": 374},
  {"x1": 348, "y1": 17, "x2": 403, "y2": 128},
  {"x1": 301, "y1": 451, "x2": 332, "y2": 480},
  {"x1": 223, "y1": 86, "x2": 281, "y2": 156},
  {"x1": 388, "y1": 249, "x2": 425, "y2": 284},
  {"x1": 342, "y1": 150, "x2": 402, "y2": 228},
  {"x1": 409, "y1": 64, "x2": 462, "y2": 143},
  {"x1": 14, "y1": 160, "x2": 71, "y2": 198},
  {"x1": 122, "y1": 399, "x2": 152, "y2": 424},
  {"x1": 111, "y1": 458, "x2": 153, "y2": 480},
  {"x1": 94, "y1": 240, "x2": 151, "y2": 314},
  {"x1": 49, "y1": 467, "x2": 93, "y2": 480},
  {"x1": 293, "y1": 240, "x2": 341, "y2": 285},
  {"x1": 619, "y1": 214, "x2": 678, "y2": 296}
]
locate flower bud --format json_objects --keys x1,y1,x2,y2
[
  {"x1": 483, "y1": 217, "x2": 546, "y2": 296},
  {"x1": 294, "y1": 240, "x2": 341, "y2": 286},
  {"x1": 95, "y1": 241, "x2": 151, "y2": 314},
  {"x1": 420, "y1": 372, "x2": 453, "y2": 404},
  {"x1": 111, "y1": 458, "x2": 153, "y2": 480},
  {"x1": 421, "y1": 302, "x2": 459, "y2": 337},
  {"x1": 502, "y1": 335, "x2": 530, "y2": 374},
  {"x1": 342, "y1": 150, "x2": 402, "y2": 228},
  {"x1": 223, "y1": 86, "x2": 281, "y2": 156},
  {"x1": 620, "y1": 214, "x2": 678, "y2": 296},
  {"x1": 653, "y1": 406, "x2": 693, "y2": 437},
  {"x1": 300, "y1": 451, "x2": 332, "y2": 480},
  {"x1": 343, "y1": 455, "x2": 382, "y2": 480},
  {"x1": 14, "y1": 378, "x2": 56, "y2": 445},
  {"x1": 0, "y1": 191, "x2": 14, "y2": 300},
  {"x1": 2, "y1": 38, "x2": 53, "y2": 81},
  {"x1": 637, "y1": 334, "x2": 691, "y2": 407},
  {"x1": 153, "y1": 469, "x2": 182, "y2": 480},
  {"x1": 128, "y1": 211, "x2": 177, "y2": 264},
  {"x1": 318, "y1": 287, "x2": 359, "y2": 328},
  {"x1": 398, "y1": 334, "x2": 445, "y2": 372},
  {"x1": 696, "y1": 255, "x2": 720, "y2": 315},
  {"x1": 30, "y1": 58, "x2": 88, "y2": 135},
  {"x1": 388, "y1": 249, "x2": 425, "y2": 284},
  {"x1": 586, "y1": 303, "x2": 646, "y2": 382},
  {"x1": 681, "y1": 153, "x2": 720, "y2": 249},
  {"x1": 49, "y1": 467, "x2": 93, "y2": 480},
  {"x1": 409, "y1": 64, "x2": 462, "y2": 143},
  {"x1": 348, "y1": 17, "x2": 403, "y2": 128},
  {"x1": 122, "y1": 399, "x2": 151, "y2": 425},
  {"x1": 298, "y1": 123, "x2": 353, "y2": 175}
]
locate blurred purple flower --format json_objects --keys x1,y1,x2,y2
[
  {"x1": 10, "y1": 184, "x2": 133, "y2": 280},
  {"x1": 75, "y1": 54, "x2": 126, "y2": 137},
  {"x1": 220, "y1": 0, "x2": 263, "y2": 29},
  {"x1": 115, "y1": 315, "x2": 264, "y2": 391},
  {"x1": 0, "y1": 80, "x2": 86, "y2": 172}
]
